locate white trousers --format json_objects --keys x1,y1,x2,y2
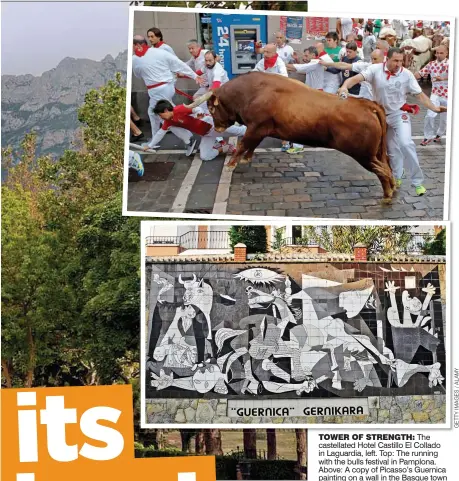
[
  {"x1": 424, "y1": 94, "x2": 447, "y2": 140},
  {"x1": 386, "y1": 110, "x2": 424, "y2": 187},
  {"x1": 199, "y1": 117, "x2": 247, "y2": 161},
  {"x1": 147, "y1": 82, "x2": 192, "y2": 145}
]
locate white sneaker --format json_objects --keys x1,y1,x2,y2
[{"x1": 221, "y1": 143, "x2": 236, "y2": 155}]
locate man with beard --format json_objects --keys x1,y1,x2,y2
[{"x1": 201, "y1": 50, "x2": 230, "y2": 92}]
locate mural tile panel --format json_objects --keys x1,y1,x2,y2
[{"x1": 145, "y1": 263, "x2": 446, "y2": 400}]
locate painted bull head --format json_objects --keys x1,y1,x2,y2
[
  {"x1": 178, "y1": 274, "x2": 213, "y2": 340},
  {"x1": 207, "y1": 93, "x2": 235, "y2": 133}
]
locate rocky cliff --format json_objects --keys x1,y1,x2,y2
[{"x1": 1, "y1": 51, "x2": 128, "y2": 158}]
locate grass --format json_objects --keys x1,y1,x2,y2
[{"x1": 162, "y1": 430, "x2": 299, "y2": 460}]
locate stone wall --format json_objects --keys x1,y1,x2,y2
[{"x1": 146, "y1": 394, "x2": 446, "y2": 425}]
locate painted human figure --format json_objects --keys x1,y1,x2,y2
[
  {"x1": 385, "y1": 281, "x2": 436, "y2": 328},
  {"x1": 152, "y1": 304, "x2": 212, "y2": 372},
  {"x1": 153, "y1": 306, "x2": 198, "y2": 368},
  {"x1": 152, "y1": 274, "x2": 173, "y2": 304},
  {"x1": 150, "y1": 359, "x2": 228, "y2": 395}
]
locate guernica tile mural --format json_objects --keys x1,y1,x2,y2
[{"x1": 145, "y1": 262, "x2": 445, "y2": 400}]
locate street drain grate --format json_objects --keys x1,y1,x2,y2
[
  {"x1": 184, "y1": 209, "x2": 213, "y2": 214},
  {"x1": 128, "y1": 162, "x2": 174, "y2": 182}
]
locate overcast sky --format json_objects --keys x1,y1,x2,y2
[{"x1": 1, "y1": 2, "x2": 130, "y2": 76}]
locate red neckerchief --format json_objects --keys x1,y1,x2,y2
[
  {"x1": 134, "y1": 45, "x2": 149, "y2": 57},
  {"x1": 356, "y1": 41, "x2": 363, "y2": 48},
  {"x1": 384, "y1": 62, "x2": 402, "y2": 80},
  {"x1": 154, "y1": 41, "x2": 165, "y2": 48},
  {"x1": 318, "y1": 51, "x2": 327, "y2": 58},
  {"x1": 193, "y1": 48, "x2": 202, "y2": 58},
  {"x1": 264, "y1": 54, "x2": 279, "y2": 70}
]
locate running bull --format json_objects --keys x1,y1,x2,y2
[{"x1": 192, "y1": 72, "x2": 395, "y2": 203}]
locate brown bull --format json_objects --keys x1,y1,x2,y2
[{"x1": 200, "y1": 72, "x2": 395, "y2": 202}]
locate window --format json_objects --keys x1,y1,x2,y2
[{"x1": 292, "y1": 226, "x2": 303, "y2": 245}]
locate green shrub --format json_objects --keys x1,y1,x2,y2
[
  {"x1": 133, "y1": 449, "x2": 299, "y2": 480},
  {"x1": 229, "y1": 226, "x2": 267, "y2": 254},
  {"x1": 423, "y1": 229, "x2": 446, "y2": 255}
]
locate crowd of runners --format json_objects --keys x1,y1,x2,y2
[{"x1": 128, "y1": 18, "x2": 450, "y2": 197}]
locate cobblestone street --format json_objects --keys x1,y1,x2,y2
[{"x1": 126, "y1": 85, "x2": 448, "y2": 219}]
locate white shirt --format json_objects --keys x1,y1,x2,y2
[
  {"x1": 156, "y1": 43, "x2": 176, "y2": 56},
  {"x1": 341, "y1": 18, "x2": 353, "y2": 40},
  {"x1": 392, "y1": 19, "x2": 409, "y2": 39},
  {"x1": 132, "y1": 48, "x2": 197, "y2": 86},
  {"x1": 362, "y1": 63, "x2": 422, "y2": 114},
  {"x1": 186, "y1": 49, "x2": 209, "y2": 73},
  {"x1": 351, "y1": 61, "x2": 373, "y2": 100},
  {"x1": 323, "y1": 56, "x2": 342, "y2": 92},
  {"x1": 202, "y1": 62, "x2": 229, "y2": 88},
  {"x1": 253, "y1": 56, "x2": 288, "y2": 77},
  {"x1": 277, "y1": 44, "x2": 295, "y2": 64},
  {"x1": 293, "y1": 54, "x2": 335, "y2": 90}
]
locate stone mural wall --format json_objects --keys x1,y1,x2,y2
[{"x1": 145, "y1": 261, "x2": 446, "y2": 413}]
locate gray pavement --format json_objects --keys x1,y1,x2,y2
[{"x1": 126, "y1": 82, "x2": 448, "y2": 219}]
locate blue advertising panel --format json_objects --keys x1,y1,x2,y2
[
  {"x1": 211, "y1": 14, "x2": 267, "y2": 79},
  {"x1": 285, "y1": 16, "x2": 304, "y2": 41}
]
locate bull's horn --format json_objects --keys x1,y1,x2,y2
[
  {"x1": 178, "y1": 274, "x2": 185, "y2": 285},
  {"x1": 187, "y1": 91, "x2": 213, "y2": 109},
  {"x1": 192, "y1": 274, "x2": 197, "y2": 282}
]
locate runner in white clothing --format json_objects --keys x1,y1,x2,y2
[
  {"x1": 253, "y1": 43, "x2": 288, "y2": 76},
  {"x1": 274, "y1": 32, "x2": 295, "y2": 64},
  {"x1": 415, "y1": 45, "x2": 449, "y2": 145},
  {"x1": 287, "y1": 45, "x2": 331, "y2": 91},
  {"x1": 201, "y1": 51, "x2": 230, "y2": 88},
  {"x1": 132, "y1": 35, "x2": 205, "y2": 152},
  {"x1": 285, "y1": 45, "x2": 331, "y2": 154},
  {"x1": 338, "y1": 47, "x2": 446, "y2": 196},
  {"x1": 254, "y1": 43, "x2": 298, "y2": 152},
  {"x1": 338, "y1": 18, "x2": 354, "y2": 43},
  {"x1": 184, "y1": 39, "x2": 209, "y2": 98},
  {"x1": 147, "y1": 27, "x2": 176, "y2": 56},
  {"x1": 196, "y1": 51, "x2": 230, "y2": 115},
  {"x1": 319, "y1": 49, "x2": 385, "y2": 100}
]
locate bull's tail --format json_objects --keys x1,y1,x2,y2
[{"x1": 373, "y1": 104, "x2": 394, "y2": 187}]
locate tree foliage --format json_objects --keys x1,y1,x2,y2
[
  {"x1": 1, "y1": 74, "x2": 139, "y2": 388},
  {"x1": 145, "y1": 1, "x2": 308, "y2": 11},
  {"x1": 299, "y1": 226, "x2": 413, "y2": 255},
  {"x1": 229, "y1": 226, "x2": 267, "y2": 253},
  {"x1": 423, "y1": 228, "x2": 446, "y2": 255}
]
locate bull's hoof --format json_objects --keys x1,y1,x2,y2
[
  {"x1": 239, "y1": 157, "x2": 252, "y2": 164},
  {"x1": 225, "y1": 161, "x2": 238, "y2": 170},
  {"x1": 381, "y1": 197, "x2": 393, "y2": 205}
]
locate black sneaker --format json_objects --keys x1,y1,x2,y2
[{"x1": 433, "y1": 135, "x2": 442, "y2": 144}]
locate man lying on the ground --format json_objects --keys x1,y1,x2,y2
[{"x1": 143, "y1": 97, "x2": 247, "y2": 162}]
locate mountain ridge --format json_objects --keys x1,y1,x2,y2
[{"x1": 2, "y1": 50, "x2": 128, "y2": 158}]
